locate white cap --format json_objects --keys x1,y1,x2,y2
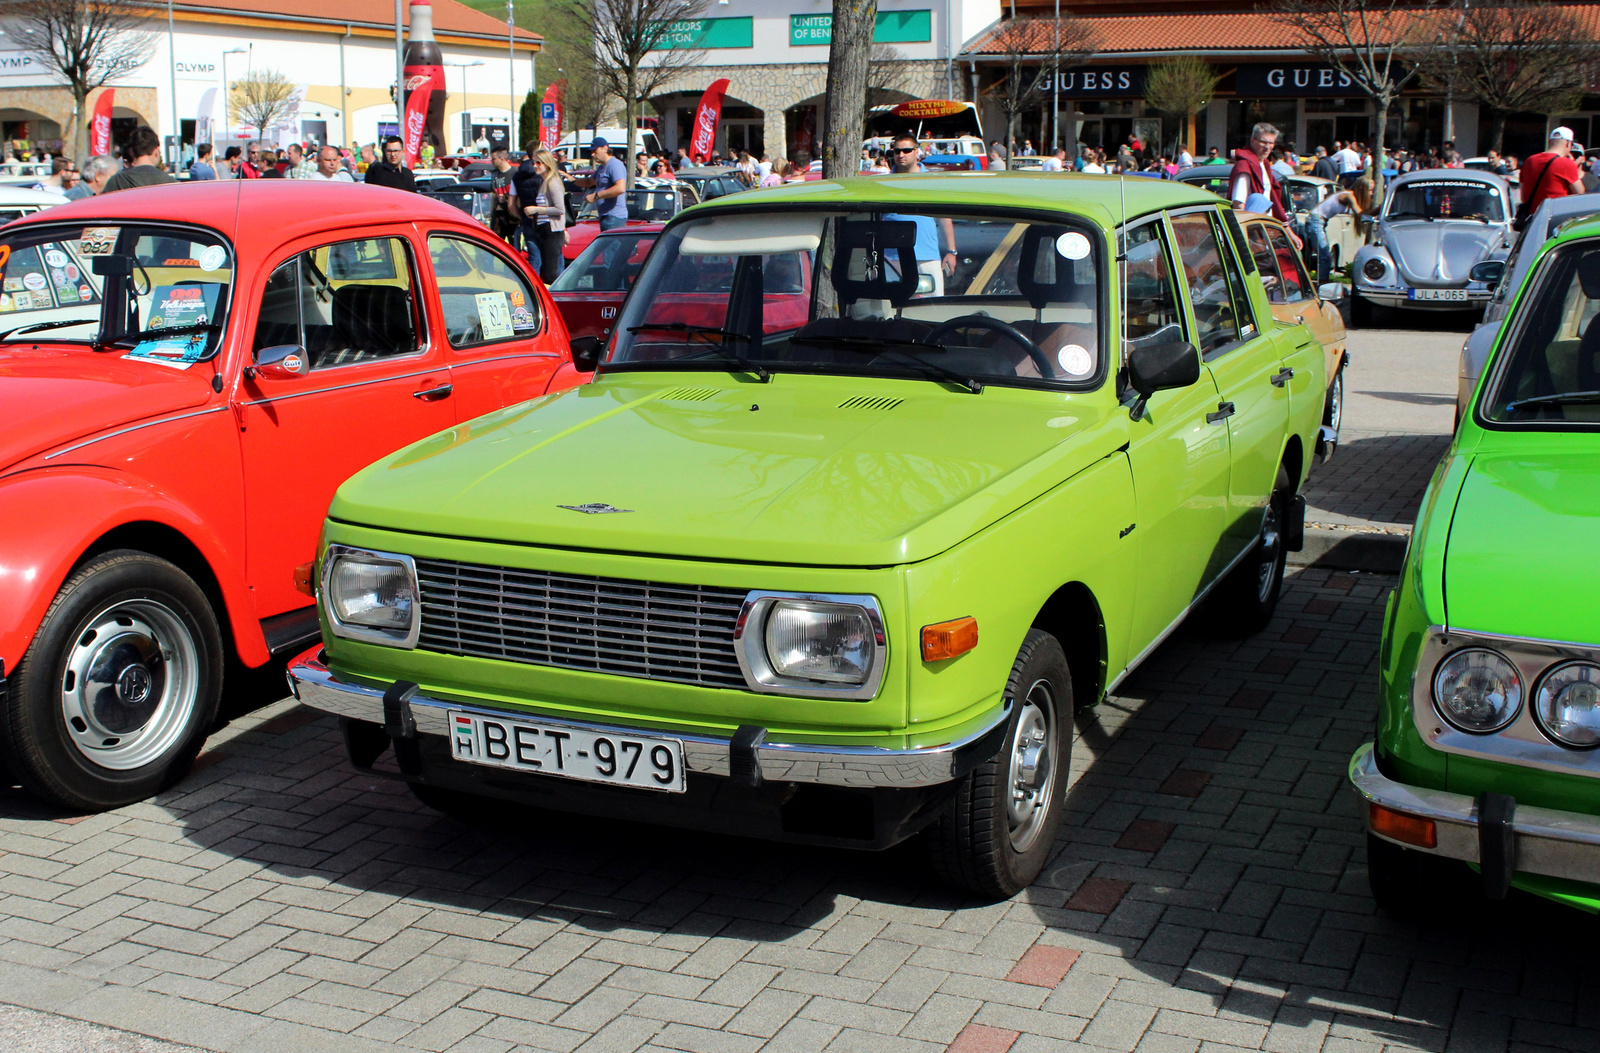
[{"x1": 1551, "y1": 126, "x2": 1576, "y2": 143}]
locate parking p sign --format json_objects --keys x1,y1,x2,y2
[{"x1": 541, "y1": 103, "x2": 556, "y2": 122}]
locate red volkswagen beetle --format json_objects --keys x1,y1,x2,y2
[{"x1": 0, "y1": 181, "x2": 588, "y2": 810}]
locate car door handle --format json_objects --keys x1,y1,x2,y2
[
  {"x1": 413, "y1": 384, "x2": 453, "y2": 401},
  {"x1": 1270, "y1": 368, "x2": 1295, "y2": 387},
  {"x1": 1206, "y1": 401, "x2": 1236, "y2": 424}
]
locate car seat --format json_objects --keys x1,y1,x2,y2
[{"x1": 321, "y1": 284, "x2": 415, "y2": 367}]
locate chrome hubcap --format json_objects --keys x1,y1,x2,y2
[
  {"x1": 1329, "y1": 373, "x2": 1343, "y2": 436},
  {"x1": 1005, "y1": 679, "x2": 1057, "y2": 852},
  {"x1": 1257, "y1": 500, "x2": 1283, "y2": 603},
  {"x1": 60, "y1": 600, "x2": 199, "y2": 770}
]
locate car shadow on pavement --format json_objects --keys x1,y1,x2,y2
[{"x1": 1302, "y1": 432, "x2": 1452, "y2": 524}]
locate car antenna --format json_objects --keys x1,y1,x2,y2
[{"x1": 1118, "y1": 174, "x2": 1129, "y2": 367}]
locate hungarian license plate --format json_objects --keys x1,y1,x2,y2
[
  {"x1": 1410, "y1": 288, "x2": 1468, "y2": 301},
  {"x1": 447, "y1": 711, "x2": 686, "y2": 792}
]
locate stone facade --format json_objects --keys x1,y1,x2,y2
[
  {"x1": 3, "y1": 86, "x2": 159, "y2": 158},
  {"x1": 652, "y1": 59, "x2": 949, "y2": 161}
]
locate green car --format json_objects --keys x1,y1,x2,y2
[
  {"x1": 1351, "y1": 216, "x2": 1600, "y2": 914},
  {"x1": 288, "y1": 174, "x2": 1326, "y2": 897}
]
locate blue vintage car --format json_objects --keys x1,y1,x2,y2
[{"x1": 1351, "y1": 169, "x2": 1515, "y2": 327}]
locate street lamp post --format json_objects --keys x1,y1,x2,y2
[
  {"x1": 445, "y1": 59, "x2": 484, "y2": 152},
  {"x1": 221, "y1": 46, "x2": 249, "y2": 147},
  {"x1": 506, "y1": 0, "x2": 516, "y2": 151},
  {"x1": 167, "y1": 0, "x2": 179, "y2": 166}
]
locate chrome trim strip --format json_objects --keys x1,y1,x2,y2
[
  {"x1": 287, "y1": 653, "x2": 1006, "y2": 789},
  {"x1": 1411, "y1": 625, "x2": 1600, "y2": 780},
  {"x1": 448, "y1": 351, "x2": 560, "y2": 368},
  {"x1": 44, "y1": 406, "x2": 229, "y2": 460},
  {"x1": 239, "y1": 364, "x2": 446, "y2": 407},
  {"x1": 1349, "y1": 742, "x2": 1600, "y2": 884}
]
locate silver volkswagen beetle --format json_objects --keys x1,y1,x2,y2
[{"x1": 1351, "y1": 169, "x2": 1515, "y2": 326}]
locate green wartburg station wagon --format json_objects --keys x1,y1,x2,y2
[
  {"x1": 288, "y1": 174, "x2": 1326, "y2": 897},
  {"x1": 1351, "y1": 215, "x2": 1600, "y2": 914}
]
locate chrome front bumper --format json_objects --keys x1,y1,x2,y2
[
  {"x1": 1348, "y1": 742, "x2": 1600, "y2": 886},
  {"x1": 1356, "y1": 288, "x2": 1492, "y2": 309},
  {"x1": 287, "y1": 651, "x2": 1007, "y2": 790}
]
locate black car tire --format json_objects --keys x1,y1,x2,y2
[
  {"x1": 925, "y1": 629, "x2": 1071, "y2": 900},
  {"x1": 1204, "y1": 468, "x2": 1291, "y2": 636},
  {"x1": 1, "y1": 551, "x2": 223, "y2": 811}
]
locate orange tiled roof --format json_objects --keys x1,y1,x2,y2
[
  {"x1": 961, "y1": 5, "x2": 1600, "y2": 56},
  {"x1": 172, "y1": 0, "x2": 541, "y2": 45}
]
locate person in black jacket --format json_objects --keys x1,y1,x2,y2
[
  {"x1": 1309, "y1": 146, "x2": 1339, "y2": 181},
  {"x1": 363, "y1": 136, "x2": 416, "y2": 192}
]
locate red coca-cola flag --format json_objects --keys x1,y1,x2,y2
[
  {"x1": 540, "y1": 81, "x2": 563, "y2": 152},
  {"x1": 688, "y1": 79, "x2": 729, "y2": 164},
  {"x1": 402, "y1": 84, "x2": 433, "y2": 168},
  {"x1": 90, "y1": 90, "x2": 115, "y2": 157}
]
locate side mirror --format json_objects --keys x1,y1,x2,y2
[
  {"x1": 1317, "y1": 282, "x2": 1346, "y2": 301},
  {"x1": 1126, "y1": 335, "x2": 1201, "y2": 420},
  {"x1": 1469, "y1": 260, "x2": 1505, "y2": 288},
  {"x1": 570, "y1": 334, "x2": 603, "y2": 372},
  {"x1": 246, "y1": 344, "x2": 310, "y2": 381}
]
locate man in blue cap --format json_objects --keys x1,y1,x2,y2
[{"x1": 585, "y1": 137, "x2": 629, "y2": 231}]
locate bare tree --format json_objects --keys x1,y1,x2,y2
[
  {"x1": 865, "y1": 44, "x2": 915, "y2": 111},
  {"x1": 1269, "y1": 0, "x2": 1440, "y2": 201},
  {"x1": 822, "y1": 0, "x2": 875, "y2": 179},
  {"x1": 556, "y1": 0, "x2": 708, "y2": 188},
  {"x1": 523, "y1": 0, "x2": 615, "y2": 146},
  {"x1": 0, "y1": 0, "x2": 154, "y2": 161},
  {"x1": 980, "y1": 15, "x2": 1098, "y2": 164},
  {"x1": 1416, "y1": 0, "x2": 1594, "y2": 154},
  {"x1": 1143, "y1": 56, "x2": 1220, "y2": 159},
  {"x1": 230, "y1": 69, "x2": 298, "y2": 140}
]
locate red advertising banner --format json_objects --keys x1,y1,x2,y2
[
  {"x1": 402, "y1": 84, "x2": 433, "y2": 167},
  {"x1": 540, "y1": 81, "x2": 563, "y2": 152},
  {"x1": 90, "y1": 90, "x2": 115, "y2": 157},
  {"x1": 688, "y1": 78, "x2": 729, "y2": 164}
]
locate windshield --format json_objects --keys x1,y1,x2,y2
[
  {"x1": 1485, "y1": 239, "x2": 1600, "y2": 426},
  {"x1": 0, "y1": 222, "x2": 233, "y2": 363},
  {"x1": 1386, "y1": 180, "x2": 1503, "y2": 222},
  {"x1": 579, "y1": 189, "x2": 682, "y2": 223},
  {"x1": 605, "y1": 208, "x2": 1105, "y2": 390},
  {"x1": 549, "y1": 231, "x2": 656, "y2": 293},
  {"x1": 1285, "y1": 181, "x2": 1321, "y2": 213}
]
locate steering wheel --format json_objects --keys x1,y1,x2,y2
[{"x1": 925, "y1": 314, "x2": 1054, "y2": 378}]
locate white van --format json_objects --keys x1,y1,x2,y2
[{"x1": 556, "y1": 128, "x2": 663, "y2": 162}]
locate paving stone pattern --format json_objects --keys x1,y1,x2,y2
[
  {"x1": 0, "y1": 568, "x2": 1592, "y2": 1053},
  {"x1": 1301, "y1": 433, "x2": 1451, "y2": 533}
]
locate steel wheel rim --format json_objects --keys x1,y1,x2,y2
[
  {"x1": 60, "y1": 599, "x2": 199, "y2": 771},
  {"x1": 1005, "y1": 678, "x2": 1058, "y2": 853},
  {"x1": 1328, "y1": 371, "x2": 1344, "y2": 436},
  {"x1": 1257, "y1": 500, "x2": 1283, "y2": 604}
]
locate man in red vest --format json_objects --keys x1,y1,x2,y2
[{"x1": 1229, "y1": 121, "x2": 1301, "y2": 247}]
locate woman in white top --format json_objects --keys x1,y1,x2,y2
[
  {"x1": 1298, "y1": 176, "x2": 1371, "y2": 284},
  {"x1": 529, "y1": 148, "x2": 568, "y2": 285}
]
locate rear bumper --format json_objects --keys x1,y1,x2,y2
[
  {"x1": 287, "y1": 649, "x2": 1008, "y2": 790},
  {"x1": 1348, "y1": 742, "x2": 1600, "y2": 887}
]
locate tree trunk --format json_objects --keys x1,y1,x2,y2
[
  {"x1": 1186, "y1": 111, "x2": 1197, "y2": 158},
  {"x1": 1006, "y1": 112, "x2": 1017, "y2": 166},
  {"x1": 1370, "y1": 98, "x2": 1390, "y2": 233},
  {"x1": 1487, "y1": 110, "x2": 1507, "y2": 154},
  {"x1": 822, "y1": 0, "x2": 876, "y2": 180},
  {"x1": 624, "y1": 70, "x2": 637, "y2": 191},
  {"x1": 72, "y1": 85, "x2": 90, "y2": 164}
]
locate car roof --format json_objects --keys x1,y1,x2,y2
[
  {"x1": 0, "y1": 186, "x2": 69, "y2": 205},
  {"x1": 688, "y1": 171, "x2": 1218, "y2": 226},
  {"x1": 595, "y1": 223, "x2": 665, "y2": 236},
  {"x1": 1536, "y1": 193, "x2": 1600, "y2": 222},
  {"x1": 1549, "y1": 213, "x2": 1600, "y2": 246},
  {"x1": 3, "y1": 181, "x2": 485, "y2": 260}
]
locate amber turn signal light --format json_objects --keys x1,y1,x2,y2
[
  {"x1": 922, "y1": 617, "x2": 978, "y2": 662},
  {"x1": 293, "y1": 561, "x2": 315, "y2": 597},
  {"x1": 1369, "y1": 803, "x2": 1437, "y2": 849}
]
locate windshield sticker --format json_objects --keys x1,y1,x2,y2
[
  {"x1": 1056, "y1": 232, "x2": 1091, "y2": 260},
  {"x1": 43, "y1": 249, "x2": 68, "y2": 268},
  {"x1": 1058, "y1": 344, "x2": 1093, "y2": 376},
  {"x1": 64, "y1": 263, "x2": 80, "y2": 283},
  {"x1": 11, "y1": 291, "x2": 31, "y2": 310},
  {"x1": 126, "y1": 333, "x2": 206, "y2": 368},
  {"x1": 22, "y1": 272, "x2": 46, "y2": 292},
  {"x1": 0, "y1": 294, "x2": 13, "y2": 312},
  {"x1": 149, "y1": 283, "x2": 220, "y2": 330},
  {"x1": 2, "y1": 278, "x2": 20, "y2": 292},
  {"x1": 78, "y1": 285, "x2": 94, "y2": 302},
  {"x1": 475, "y1": 290, "x2": 516, "y2": 339},
  {"x1": 1403, "y1": 181, "x2": 1483, "y2": 191},
  {"x1": 197, "y1": 245, "x2": 227, "y2": 272},
  {"x1": 80, "y1": 227, "x2": 118, "y2": 256},
  {"x1": 163, "y1": 258, "x2": 199, "y2": 267}
]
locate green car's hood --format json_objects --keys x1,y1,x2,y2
[
  {"x1": 1445, "y1": 445, "x2": 1600, "y2": 645},
  {"x1": 331, "y1": 374, "x2": 1122, "y2": 566}
]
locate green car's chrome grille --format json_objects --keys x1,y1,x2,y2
[{"x1": 413, "y1": 559, "x2": 750, "y2": 689}]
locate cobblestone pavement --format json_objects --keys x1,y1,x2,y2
[{"x1": 0, "y1": 568, "x2": 1590, "y2": 1053}]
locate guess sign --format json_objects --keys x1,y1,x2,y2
[
  {"x1": 1236, "y1": 63, "x2": 1371, "y2": 96},
  {"x1": 1024, "y1": 66, "x2": 1147, "y2": 98}
]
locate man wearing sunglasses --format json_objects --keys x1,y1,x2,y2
[{"x1": 886, "y1": 135, "x2": 958, "y2": 295}]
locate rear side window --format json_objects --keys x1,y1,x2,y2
[
  {"x1": 253, "y1": 236, "x2": 421, "y2": 369},
  {"x1": 1171, "y1": 212, "x2": 1256, "y2": 358},
  {"x1": 1121, "y1": 219, "x2": 1184, "y2": 348},
  {"x1": 428, "y1": 235, "x2": 543, "y2": 347},
  {"x1": 1266, "y1": 227, "x2": 1310, "y2": 303}
]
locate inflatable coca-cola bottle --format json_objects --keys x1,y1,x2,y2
[{"x1": 404, "y1": 0, "x2": 448, "y2": 156}]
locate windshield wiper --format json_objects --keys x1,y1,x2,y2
[
  {"x1": 0, "y1": 318, "x2": 97, "y2": 341},
  {"x1": 625, "y1": 323, "x2": 770, "y2": 381},
  {"x1": 791, "y1": 334, "x2": 983, "y2": 393},
  {"x1": 109, "y1": 322, "x2": 222, "y2": 347},
  {"x1": 1503, "y1": 390, "x2": 1600, "y2": 412}
]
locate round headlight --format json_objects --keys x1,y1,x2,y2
[
  {"x1": 1433, "y1": 648, "x2": 1522, "y2": 732},
  {"x1": 1534, "y1": 662, "x2": 1600, "y2": 748},
  {"x1": 1362, "y1": 258, "x2": 1388, "y2": 282},
  {"x1": 764, "y1": 600, "x2": 875, "y2": 684}
]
